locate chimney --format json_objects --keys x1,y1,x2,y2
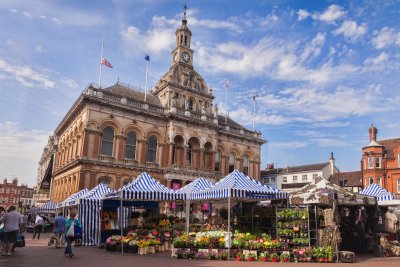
[
  {"x1": 369, "y1": 124, "x2": 377, "y2": 142},
  {"x1": 329, "y1": 152, "x2": 335, "y2": 178}
]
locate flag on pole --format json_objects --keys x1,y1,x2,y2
[
  {"x1": 145, "y1": 55, "x2": 150, "y2": 62},
  {"x1": 225, "y1": 80, "x2": 229, "y2": 88},
  {"x1": 253, "y1": 94, "x2": 259, "y2": 101},
  {"x1": 101, "y1": 57, "x2": 113, "y2": 68}
]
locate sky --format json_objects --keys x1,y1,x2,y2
[{"x1": 0, "y1": 0, "x2": 399, "y2": 187}]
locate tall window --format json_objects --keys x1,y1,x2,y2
[
  {"x1": 302, "y1": 175, "x2": 307, "y2": 181},
  {"x1": 147, "y1": 136, "x2": 157, "y2": 163},
  {"x1": 283, "y1": 176, "x2": 288, "y2": 183},
  {"x1": 312, "y1": 173, "x2": 318, "y2": 179},
  {"x1": 369, "y1": 177, "x2": 374, "y2": 185},
  {"x1": 243, "y1": 155, "x2": 249, "y2": 175},
  {"x1": 364, "y1": 159, "x2": 367, "y2": 170},
  {"x1": 377, "y1": 177, "x2": 382, "y2": 186},
  {"x1": 368, "y1": 157, "x2": 373, "y2": 169},
  {"x1": 125, "y1": 131, "x2": 137, "y2": 160},
  {"x1": 398, "y1": 178, "x2": 400, "y2": 193},
  {"x1": 293, "y1": 176, "x2": 298, "y2": 182},
  {"x1": 188, "y1": 99, "x2": 193, "y2": 111},
  {"x1": 215, "y1": 150, "x2": 221, "y2": 172},
  {"x1": 101, "y1": 127, "x2": 114, "y2": 156},
  {"x1": 186, "y1": 143, "x2": 192, "y2": 165},
  {"x1": 376, "y1": 157, "x2": 381, "y2": 168},
  {"x1": 228, "y1": 154, "x2": 235, "y2": 173}
]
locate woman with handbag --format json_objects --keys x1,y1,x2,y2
[{"x1": 64, "y1": 212, "x2": 81, "y2": 258}]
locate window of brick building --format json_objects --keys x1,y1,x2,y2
[
  {"x1": 368, "y1": 157, "x2": 373, "y2": 169},
  {"x1": 376, "y1": 157, "x2": 381, "y2": 168},
  {"x1": 125, "y1": 131, "x2": 137, "y2": 160},
  {"x1": 101, "y1": 127, "x2": 114, "y2": 156},
  {"x1": 99, "y1": 177, "x2": 111, "y2": 187},
  {"x1": 377, "y1": 177, "x2": 382, "y2": 186},
  {"x1": 369, "y1": 177, "x2": 374, "y2": 185},
  {"x1": 228, "y1": 154, "x2": 235, "y2": 173},
  {"x1": 243, "y1": 155, "x2": 249, "y2": 175}
]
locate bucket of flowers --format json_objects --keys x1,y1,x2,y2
[
  {"x1": 128, "y1": 240, "x2": 139, "y2": 253},
  {"x1": 137, "y1": 240, "x2": 149, "y2": 255},
  {"x1": 247, "y1": 252, "x2": 257, "y2": 262},
  {"x1": 218, "y1": 251, "x2": 228, "y2": 261},
  {"x1": 235, "y1": 252, "x2": 244, "y2": 261},
  {"x1": 270, "y1": 253, "x2": 279, "y2": 262}
]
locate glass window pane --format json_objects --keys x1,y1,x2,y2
[{"x1": 101, "y1": 142, "x2": 113, "y2": 156}]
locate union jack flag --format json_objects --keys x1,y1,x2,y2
[{"x1": 101, "y1": 57, "x2": 113, "y2": 68}]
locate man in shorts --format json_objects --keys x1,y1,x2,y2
[{"x1": 1, "y1": 206, "x2": 23, "y2": 256}]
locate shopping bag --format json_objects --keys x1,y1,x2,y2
[
  {"x1": 66, "y1": 221, "x2": 75, "y2": 238},
  {"x1": 15, "y1": 234, "x2": 25, "y2": 247},
  {"x1": 74, "y1": 224, "x2": 82, "y2": 239}
]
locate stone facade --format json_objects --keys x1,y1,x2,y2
[
  {"x1": 48, "y1": 17, "x2": 265, "y2": 202},
  {"x1": 361, "y1": 125, "x2": 400, "y2": 196}
]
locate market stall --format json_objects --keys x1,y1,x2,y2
[
  {"x1": 104, "y1": 172, "x2": 185, "y2": 253},
  {"x1": 360, "y1": 183, "x2": 400, "y2": 206},
  {"x1": 57, "y1": 188, "x2": 89, "y2": 216},
  {"x1": 289, "y1": 177, "x2": 378, "y2": 261},
  {"x1": 190, "y1": 170, "x2": 288, "y2": 259},
  {"x1": 176, "y1": 177, "x2": 213, "y2": 232}
]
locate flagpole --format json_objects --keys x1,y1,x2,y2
[
  {"x1": 225, "y1": 81, "x2": 228, "y2": 124},
  {"x1": 252, "y1": 94, "x2": 259, "y2": 131},
  {"x1": 144, "y1": 58, "x2": 149, "y2": 102},
  {"x1": 98, "y1": 41, "x2": 104, "y2": 89}
]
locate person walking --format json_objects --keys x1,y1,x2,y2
[
  {"x1": 65, "y1": 212, "x2": 81, "y2": 258},
  {"x1": 1, "y1": 206, "x2": 23, "y2": 256},
  {"x1": 32, "y1": 215, "x2": 44, "y2": 240},
  {"x1": 53, "y1": 212, "x2": 66, "y2": 248}
]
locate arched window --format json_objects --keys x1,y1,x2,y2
[
  {"x1": 215, "y1": 150, "x2": 221, "y2": 172},
  {"x1": 229, "y1": 154, "x2": 235, "y2": 173},
  {"x1": 147, "y1": 136, "x2": 157, "y2": 163},
  {"x1": 99, "y1": 177, "x2": 111, "y2": 187},
  {"x1": 368, "y1": 157, "x2": 373, "y2": 169},
  {"x1": 243, "y1": 155, "x2": 249, "y2": 175},
  {"x1": 101, "y1": 127, "x2": 114, "y2": 156},
  {"x1": 186, "y1": 143, "x2": 192, "y2": 165},
  {"x1": 377, "y1": 177, "x2": 382, "y2": 186},
  {"x1": 369, "y1": 177, "x2": 374, "y2": 185},
  {"x1": 125, "y1": 131, "x2": 137, "y2": 160}
]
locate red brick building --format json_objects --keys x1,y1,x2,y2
[
  {"x1": 0, "y1": 177, "x2": 35, "y2": 212},
  {"x1": 0, "y1": 178, "x2": 20, "y2": 210},
  {"x1": 361, "y1": 125, "x2": 400, "y2": 196}
]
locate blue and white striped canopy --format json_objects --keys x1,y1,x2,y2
[
  {"x1": 191, "y1": 170, "x2": 288, "y2": 200},
  {"x1": 360, "y1": 183, "x2": 395, "y2": 202},
  {"x1": 106, "y1": 172, "x2": 185, "y2": 201},
  {"x1": 177, "y1": 177, "x2": 213, "y2": 199},
  {"x1": 58, "y1": 188, "x2": 89, "y2": 207},
  {"x1": 84, "y1": 183, "x2": 112, "y2": 200},
  {"x1": 37, "y1": 201, "x2": 57, "y2": 213}
]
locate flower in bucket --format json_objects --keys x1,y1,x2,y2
[
  {"x1": 137, "y1": 240, "x2": 149, "y2": 248},
  {"x1": 259, "y1": 252, "x2": 268, "y2": 262}
]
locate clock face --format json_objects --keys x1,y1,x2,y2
[
  {"x1": 182, "y1": 52, "x2": 190, "y2": 62},
  {"x1": 173, "y1": 53, "x2": 178, "y2": 62}
]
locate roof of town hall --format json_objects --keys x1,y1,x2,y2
[{"x1": 379, "y1": 138, "x2": 400, "y2": 159}]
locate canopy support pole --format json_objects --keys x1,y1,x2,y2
[
  {"x1": 227, "y1": 189, "x2": 231, "y2": 261},
  {"x1": 186, "y1": 195, "x2": 190, "y2": 233},
  {"x1": 120, "y1": 191, "x2": 124, "y2": 254}
]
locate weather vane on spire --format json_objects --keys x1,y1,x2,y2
[{"x1": 183, "y1": 2, "x2": 188, "y2": 21}]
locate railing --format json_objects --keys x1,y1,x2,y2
[
  {"x1": 145, "y1": 162, "x2": 159, "y2": 168},
  {"x1": 127, "y1": 98, "x2": 144, "y2": 108},
  {"x1": 190, "y1": 112, "x2": 201, "y2": 120},
  {"x1": 103, "y1": 93, "x2": 122, "y2": 102},
  {"x1": 123, "y1": 159, "x2": 138, "y2": 165},
  {"x1": 149, "y1": 105, "x2": 164, "y2": 113},
  {"x1": 176, "y1": 109, "x2": 185, "y2": 115},
  {"x1": 99, "y1": 155, "x2": 115, "y2": 162}
]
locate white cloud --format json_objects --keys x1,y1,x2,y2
[
  {"x1": 0, "y1": 122, "x2": 49, "y2": 186},
  {"x1": 297, "y1": 9, "x2": 310, "y2": 21},
  {"x1": 10, "y1": 8, "x2": 17, "y2": 13},
  {"x1": 372, "y1": 27, "x2": 400, "y2": 49},
  {"x1": 22, "y1": 11, "x2": 32, "y2": 17},
  {"x1": 333, "y1": 20, "x2": 367, "y2": 41},
  {"x1": 39, "y1": 15, "x2": 46, "y2": 19},
  {"x1": 364, "y1": 52, "x2": 389, "y2": 65},
  {"x1": 35, "y1": 45, "x2": 44, "y2": 52},
  {"x1": 270, "y1": 141, "x2": 308, "y2": 149},
  {"x1": 312, "y1": 4, "x2": 346, "y2": 23},
  {"x1": 300, "y1": 32, "x2": 326, "y2": 63},
  {"x1": 0, "y1": 57, "x2": 55, "y2": 88}
]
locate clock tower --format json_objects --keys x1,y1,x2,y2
[
  {"x1": 171, "y1": 7, "x2": 194, "y2": 66},
  {"x1": 153, "y1": 6, "x2": 214, "y2": 115}
]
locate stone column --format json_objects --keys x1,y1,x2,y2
[
  {"x1": 211, "y1": 151, "x2": 216, "y2": 171},
  {"x1": 183, "y1": 145, "x2": 187, "y2": 167},
  {"x1": 137, "y1": 139, "x2": 147, "y2": 164},
  {"x1": 168, "y1": 143, "x2": 174, "y2": 167},
  {"x1": 115, "y1": 134, "x2": 125, "y2": 162},
  {"x1": 159, "y1": 143, "x2": 166, "y2": 167},
  {"x1": 82, "y1": 129, "x2": 91, "y2": 159}
]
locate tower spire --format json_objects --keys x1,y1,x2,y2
[{"x1": 183, "y1": 3, "x2": 188, "y2": 25}]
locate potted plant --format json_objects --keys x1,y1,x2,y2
[
  {"x1": 235, "y1": 253, "x2": 244, "y2": 261},
  {"x1": 247, "y1": 252, "x2": 257, "y2": 261},
  {"x1": 137, "y1": 240, "x2": 149, "y2": 255},
  {"x1": 325, "y1": 246, "x2": 334, "y2": 262},
  {"x1": 259, "y1": 252, "x2": 268, "y2": 262},
  {"x1": 280, "y1": 251, "x2": 290, "y2": 262},
  {"x1": 270, "y1": 253, "x2": 279, "y2": 262}
]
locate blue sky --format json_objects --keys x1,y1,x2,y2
[{"x1": 0, "y1": 0, "x2": 400, "y2": 186}]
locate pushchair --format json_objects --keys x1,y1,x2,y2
[{"x1": 48, "y1": 232, "x2": 65, "y2": 247}]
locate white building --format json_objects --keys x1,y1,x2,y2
[{"x1": 261, "y1": 153, "x2": 338, "y2": 192}]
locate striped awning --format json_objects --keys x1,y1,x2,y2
[
  {"x1": 105, "y1": 172, "x2": 185, "y2": 201},
  {"x1": 360, "y1": 183, "x2": 395, "y2": 202},
  {"x1": 177, "y1": 177, "x2": 213, "y2": 198},
  {"x1": 58, "y1": 188, "x2": 89, "y2": 207},
  {"x1": 37, "y1": 201, "x2": 57, "y2": 213},
  {"x1": 191, "y1": 170, "x2": 288, "y2": 200},
  {"x1": 80, "y1": 183, "x2": 112, "y2": 205}
]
